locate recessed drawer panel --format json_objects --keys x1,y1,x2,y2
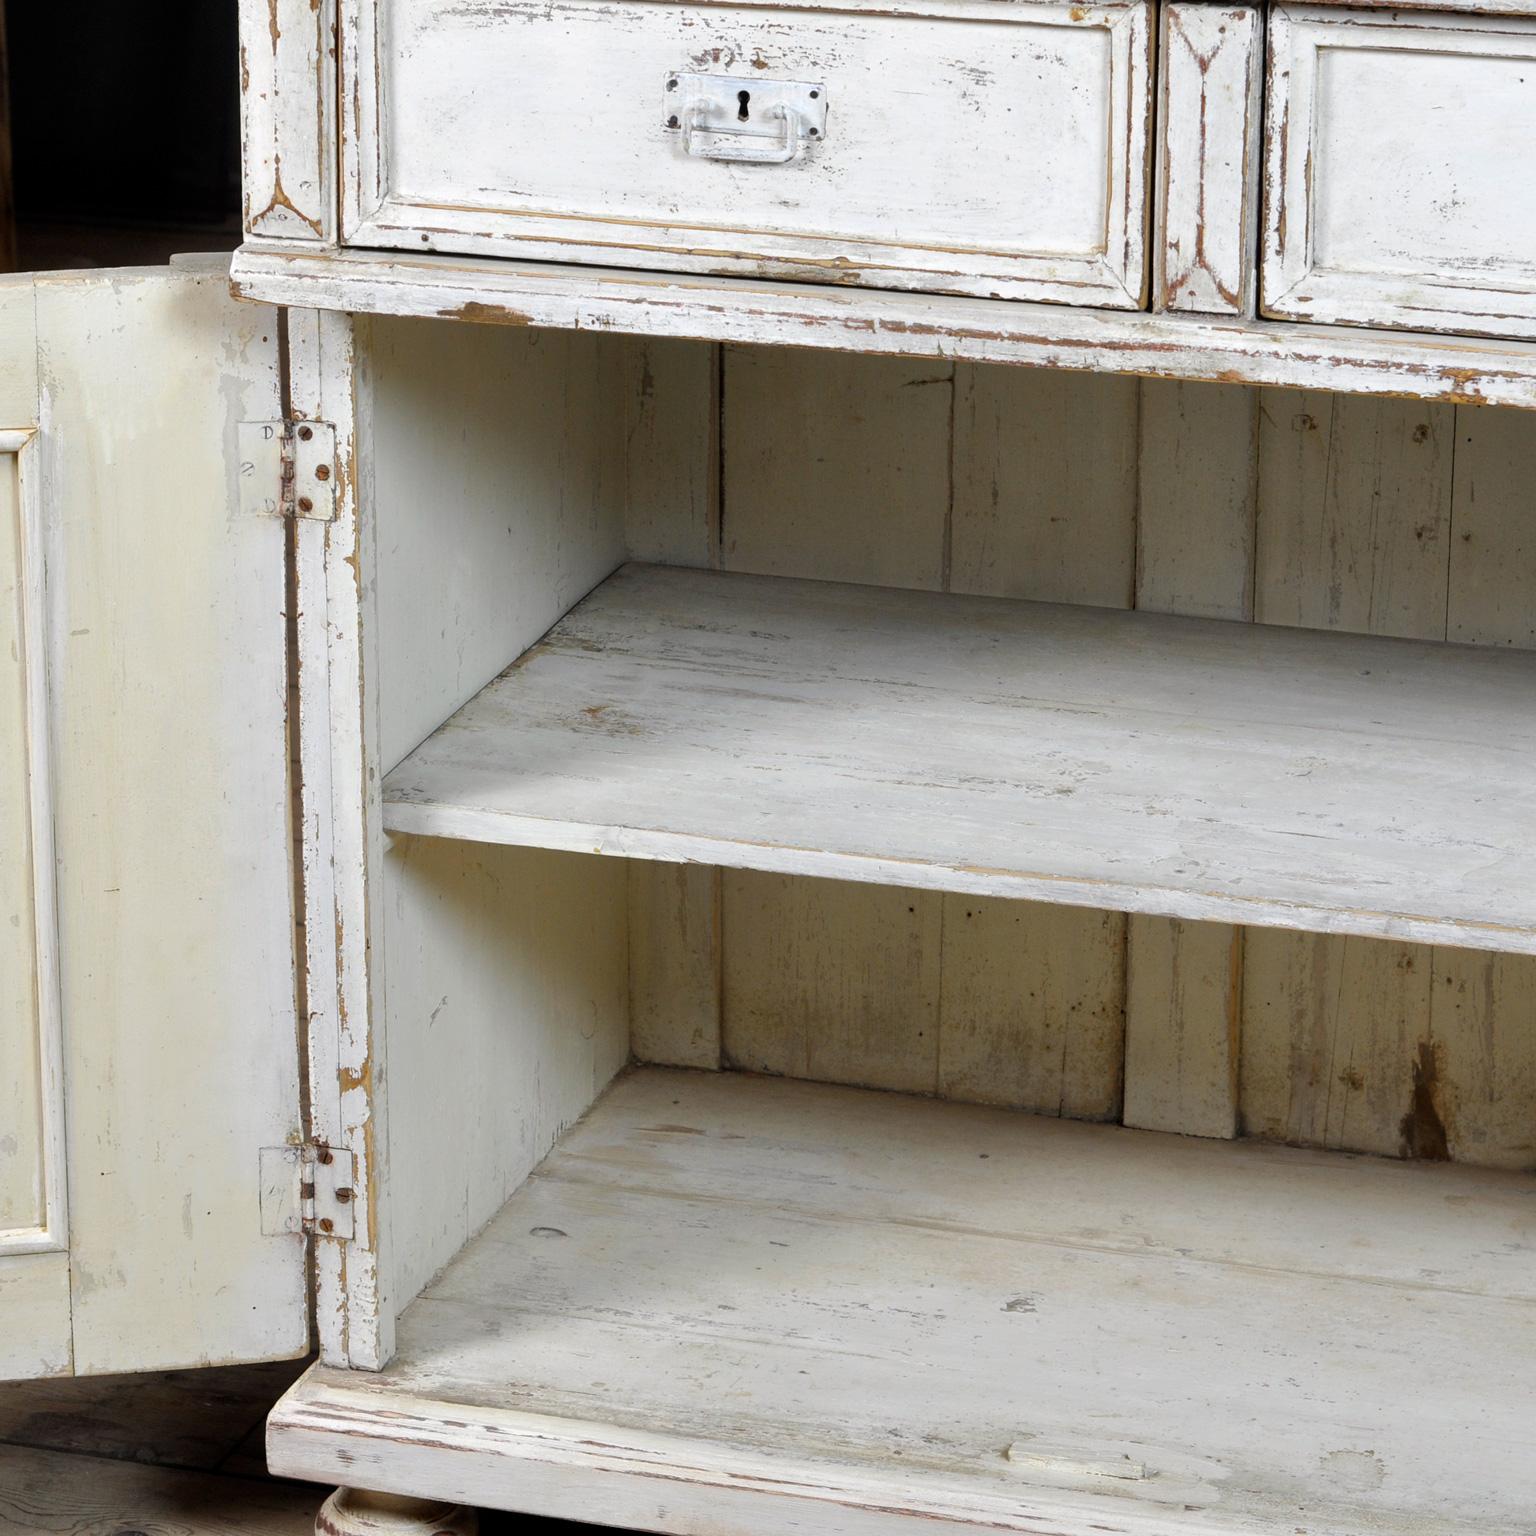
[
  {"x1": 1264, "y1": 5, "x2": 1536, "y2": 340},
  {"x1": 342, "y1": 0, "x2": 1153, "y2": 306}
]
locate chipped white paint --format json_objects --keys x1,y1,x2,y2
[
  {"x1": 1265, "y1": 6, "x2": 1536, "y2": 339},
  {"x1": 382, "y1": 563, "x2": 1536, "y2": 954},
  {"x1": 0, "y1": 427, "x2": 64, "y2": 1260},
  {"x1": 1156, "y1": 5, "x2": 1262, "y2": 316},
  {"x1": 231, "y1": 243, "x2": 1536, "y2": 410},
  {"x1": 340, "y1": 0, "x2": 1151, "y2": 306},
  {"x1": 0, "y1": 264, "x2": 306, "y2": 1380},
  {"x1": 239, "y1": 0, "x2": 336, "y2": 240},
  {"x1": 269, "y1": 1069, "x2": 1536, "y2": 1536}
]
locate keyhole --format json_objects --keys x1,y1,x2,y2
[{"x1": 737, "y1": 89, "x2": 751, "y2": 121}]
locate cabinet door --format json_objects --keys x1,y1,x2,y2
[{"x1": 0, "y1": 261, "x2": 305, "y2": 1379}]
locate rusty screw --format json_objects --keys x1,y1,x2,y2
[
  {"x1": 298, "y1": 425, "x2": 314, "y2": 442},
  {"x1": 315, "y1": 1146, "x2": 334, "y2": 1165},
  {"x1": 318, "y1": 1217, "x2": 335, "y2": 1234},
  {"x1": 335, "y1": 1187, "x2": 354, "y2": 1204},
  {"x1": 297, "y1": 496, "x2": 314, "y2": 514},
  {"x1": 315, "y1": 464, "x2": 331, "y2": 481}
]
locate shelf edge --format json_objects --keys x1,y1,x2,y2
[{"x1": 231, "y1": 244, "x2": 1536, "y2": 410}]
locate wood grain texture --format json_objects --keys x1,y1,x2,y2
[
  {"x1": 1123, "y1": 919, "x2": 1240, "y2": 1140},
  {"x1": 239, "y1": 0, "x2": 335, "y2": 240},
  {"x1": 1136, "y1": 380, "x2": 1257, "y2": 621},
  {"x1": 231, "y1": 244, "x2": 1536, "y2": 411},
  {"x1": 0, "y1": 1252, "x2": 71, "y2": 1380},
  {"x1": 624, "y1": 338, "x2": 719, "y2": 569},
  {"x1": 951, "y1": 367, "x2": 1137, "y2": 606},
  {"x1": 270, "y1": 1069, "x2": 1536, "y2": 1536},
  {"x1": 630, "y1": 862, "x2": 722, "y2": 1071},
  {"x1": 722, "y1": 348, "x2": 951, "y2": 588},
  {"x1": 341, "y1": 0, "x2": 1152, "y2": 305},
  {"x1": 0, "y1": 1444, "x2": 315, "y2": 1536},
  {"x1": 383, "y1": 564, "x2": 1536, "y2": 953},
  {"x1": 1156, "y1": 5, "x2": 1262, "y2": 315},
  {"x1": 722, "y1": 873, "x2": 941, "y2": 1094},
  {"x1": 1264, "y1": 5, "x2": 1536, "y2": 340},
  {"x1": 1449, "y1": 404, "x2": 1536, "y2": 648},
  {"x1": 938, "y1": 900, "x2": 1124, "y2": 1120},
  {"x1": 1255, "y1": 391, "x2": 1453, "y2": 638}
]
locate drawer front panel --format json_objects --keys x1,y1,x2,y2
[
  {"x1": 343, "y1": 0, "x2": 1152, "y2": 306},
  {"x1": 1264, "y1": 6, "x2": 1536, "y2": 339}
]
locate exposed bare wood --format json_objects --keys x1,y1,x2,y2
[
  {"x1": 270, "y1": 1069, "x2": 1536, "y2": 1536},
  {"x1": 229, "y1": 245, "x2": 1536, "y2": 412},
  {"x1": 1156, "y1": 6, "x2": 1262, "y2": 316}
]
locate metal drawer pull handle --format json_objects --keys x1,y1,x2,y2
[{"x1": 683, "y1": 100, "x2": 805, "y2": 165}]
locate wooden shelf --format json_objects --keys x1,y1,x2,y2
[
  {"x1": 269, "y1": 1068, "x2": 1536, "y2": 1536},
  {"x1": 382, "y1": 564, "x2": 1536, "y2": 954},
  {"x1": 230, "y1": 243, "x2": 1536, "y2": 411}
]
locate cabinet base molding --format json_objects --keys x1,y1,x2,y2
[{"x1": 316, "y1": 1488, "x2": 478, "y2": 1536}]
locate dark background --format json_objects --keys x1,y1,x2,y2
[{"x1": 0, "y1": 1, "x2": 243, "y2": 271}]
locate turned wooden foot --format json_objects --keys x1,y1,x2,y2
[{"x1": 316, "y1": 1488, "x2": 478, "y2": 1536}]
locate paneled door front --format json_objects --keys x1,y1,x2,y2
[{"x1": 0, "y1": 261, "x2": 306, "y2": 1379}]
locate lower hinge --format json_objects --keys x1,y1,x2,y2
[
  {"x1": 238, "y1": 420, "x2": 339, "y2": 522},
  {"x1": 259, "y1": 1143, "x2": 356, "y2": 1239}
]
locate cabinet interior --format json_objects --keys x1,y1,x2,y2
[{"x1": 307, "y1": 313, "x2": 1536, "y2": 1534}]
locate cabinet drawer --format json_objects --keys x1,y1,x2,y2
[
  {"x1": 342, "y1": 0, "x2": 1153, "y2": 307},
  {"x1": 1264, "y1": 6, "x2": 1536, "y2": 340}
]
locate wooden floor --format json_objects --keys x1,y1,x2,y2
[
  {"x1": 0, "y1": 1359, "x2": 583, "y2": 1534},
  {"x1": 383, "y1": 563, "x2": 1536, "y2": 954},
  {"x1": 270, "y1": 1067, "x2": 1536, "y2": 1536}
]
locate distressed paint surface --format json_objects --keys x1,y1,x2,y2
[
  {"x1": 240, "y1": 0, "x2": 336, "y2": 240},
  {"x1": 270, "y1": 1069, "x2": 1536, "y2": 1536},
  {"x1": 1157, "y1": 5, "x2": 1262, "y2": 316},
  {"x1": 1265, "y1": 6, "x2": 1536, "y2": 340},
  {"x1": 342, "y1": 0, "x2": 1151, "y2": 305},
  {"x1": 0, "y1": 263, "x2": 306, "y2": 1378},
  {"x1": 232, "y1": 243, "x2": 1536, "y2": 411}
]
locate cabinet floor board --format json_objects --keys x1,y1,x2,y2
[
  {"x1": 268, "y1": 1068, "x2": 1536, "y2": 1536},
  {"x1": 382, "y1": 564, "x2": 1536, "y2": 954}
]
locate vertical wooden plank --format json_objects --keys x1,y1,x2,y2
[
  {"x1": 1428, "y1": 950, "x2": 1536, "y2": 1170},
  {"x1": 630, "y1": 863, "x2": 721, "y2": 1070},
  {"x1": 1255, "y1": 391, "x2": 1454, "y2": 639},
  {"x1": 240, "y1": 0, "x2": 336, "y2": 241},
  {"x1": 1448, "y1": 405, "x2": 1536, "y2": 649},
  {"x1": 1123, "y1": 920, "x2": 1240, "y2": 1139},
  {"x1": 1241, "y1": 933, "x2": 1432, "y2": 1158},
  {"x1": 1126, "y1": 377, "x2": 1255, "y2": 1139},
  {"x1": 721, "y1": 347, "x2": 952, "y2": 588},
  {"x1": 938, "y1": 901, "x2": 1125, "y2": 1120},
  {"x1": 722, "y1": 872, "x2": 941, "y2": 1095},
  {"x1": 951, "y1": 367, "x2": 1138, "y2": 606},
  {"x1": 1137, "y1": 380, "x2": 1257, "y2": 620},
  {"x1": 624, "y1": 337, "x2": 719, "y2": 568},
  {"x1": 1244, "y1": 390, "x2": 1454, "y2": 1158},
  {"x1": 1432, "y1": 403, "x2": 1536, "y2": 1171},
  {"x1": 1156, "y1": 5, "x2": 1263, "y2": 315}
]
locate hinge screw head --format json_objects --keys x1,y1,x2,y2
[
  {"x1": 298, "y1": 425, "x2": 314, "y2": 442},
  {"x1": 335, "y1": 1187, "x2": 354, "y2": 1204},
  {"x1": 315, "y1": 464, "x2": 331, "y2": 482},
  {"x1": 298, "y1": 496, "x2": 314, "y2": 514},
  {"x1": 319, "y1": 1217, "x2": 335, "y2": 1234}
]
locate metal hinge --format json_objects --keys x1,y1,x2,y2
[
  {"x1": 238, "y1": 420, "x2": 338, "y2": 522},
  {"x1": 259, "y1": 1143, "x2": 356, "y2": 1239}
]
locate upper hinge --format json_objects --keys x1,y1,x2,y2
[
  {"x1": 239, "y1": 420, "x2": 339, "y2": 522},
  {"x1": 259, "y1": 1143, "x2": 356, "y2": 1240}
]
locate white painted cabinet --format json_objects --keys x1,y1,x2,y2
[
  {"x1": 7, "y1": 4, "x2": 1536, "y2": 1535},
  {"x1": 0, "y1": 263, "x2": 305, "y2": 1380}
]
